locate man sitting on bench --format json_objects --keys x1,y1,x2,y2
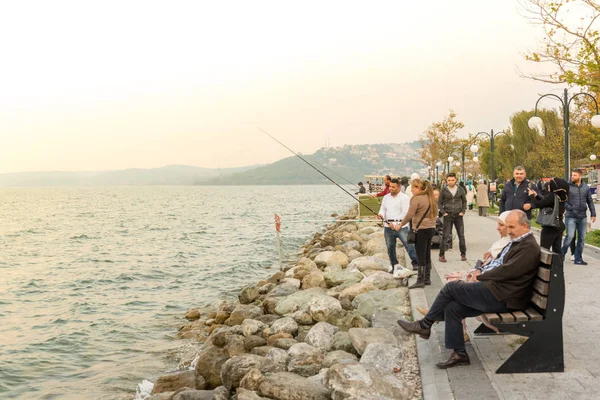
[{"x1": 397, "y1": 210, "x2": 540, "y2": 369}]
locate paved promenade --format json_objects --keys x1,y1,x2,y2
[{"x1": 408, "y1": 211, "x2": 600, "y2": 400}]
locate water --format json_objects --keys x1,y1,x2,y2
[{"x1": 0, "y1": 186, "x2": 354, "y2": 399}]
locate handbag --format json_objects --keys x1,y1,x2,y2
[
  {"x1": 535, "y1": 194, "x2": 561, "y2": 228},
  {"x1": 407, "y1": 205, "x2": 431, "y2": 243}
]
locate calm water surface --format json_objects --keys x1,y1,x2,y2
[{"x1": 0, "y1": 186, "x2": 353, "y2": 399}]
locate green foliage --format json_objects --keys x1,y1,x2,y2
[
  {"x1": 419, "y1": 110, "x2": 465, "y2": 176},
  {"x1": 585, "y1": 229, "x2": 600, "y2": 247}
]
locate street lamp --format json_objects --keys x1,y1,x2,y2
[
  {"x1": 471, "y1": 129, "x2": 509, "y2": 181},
  {"x1": 427, "y1": 165, "x2": 432, "y2": 180},
  {"x1": 528, "y1": 88, "x2": 600, "y2": 180},
  {"x1": 591, "y1": 154, "x2": 597, "y2": 161},
  {"x1": 435, "y1": 161, "x2": 442, "y2": 186},
  {"x1": 447, "y1": 156, "x2": 454, "y2": 174}
]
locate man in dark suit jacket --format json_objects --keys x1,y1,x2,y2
[{"x1": 397, "y1": 210, "x2": 540, "y2": 369}]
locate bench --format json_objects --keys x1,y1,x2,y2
[{"x1": 474, "y1": 248, "x2": 565, "y2": 374}]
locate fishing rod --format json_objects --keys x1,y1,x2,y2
[
  {"x1": 318, "y1": 164, "x2": 358, "y2": 189},
  {"x1": 259, "y1": 127, "x2": 380, "y2": 216}
]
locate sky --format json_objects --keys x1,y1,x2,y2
[{"x1": 0, "y1": 0, "x2": 564, "y2": 173}]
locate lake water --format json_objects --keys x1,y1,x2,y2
[{"x1": 0, "y1": 186, "x2": 354, "y2": 399}]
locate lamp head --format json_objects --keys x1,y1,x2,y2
[
  {"x1": 528, "y1": 116, "x2": 543, "y2": 130},
  {"x1": 591, "y1": 154, "x2": 597, "y2": 161},
  {"x1": 470, "y1": 144, "x2": 479, "y2": 153},
  {"x1": 473, "y1": 156, "x2": 479, "y2": 162},
  {"x1": 448, "y1": 156, "x2": 454, "y2": 162},
  {"x1": 591, "y1": 115, "x2": 600, "y2": 129},
  {"x1": 436, "y1": 161, "x2": 442, "y2": 167}
]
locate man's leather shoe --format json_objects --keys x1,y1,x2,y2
[
  {"x1": 435, "y1": 351, "x2": 470, "y2": 369},
  {"x1": 397, "y1": 319, "x2": 430, "y2": 339},
  {"x1": 461, "y1": 254, "x2": 467, "y2": 261},
  {"x1": 439, "y1": 256, "x2": 447, "y2": 263}
]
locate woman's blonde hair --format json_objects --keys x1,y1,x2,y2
[{"x1": 411, "y1": 179, "x2": 438, "y2": 218}]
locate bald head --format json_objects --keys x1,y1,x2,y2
[{"x1": 505, "y1": 210, "x2": 529, "y2": 239}]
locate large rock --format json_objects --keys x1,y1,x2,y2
[
  {"x1": 266, "y1": 283, "x2": 299, "y2": 298},
  {"x1": 371, "y1": 310, "x2": 412, "y2": 340},
  {"x1": 330, "y1": 331, "x2": 358, "y2": 355},
  {"x1": 314, "y1": 251, "x2": 349, "y2": 268},
  {"x1": 171, "y1": 386, "x2": 230, "y2": 400},
  {"x1": 352, "y1": 288, "x2": 409, "y2": 321},
  {"x1": 258, "y1": 372, "x2": 330, "y2": 400},
  {"x1": 274, "y1": 288, "x2": 326, "y2": 315},
  {"x1": 338, "y1": 282, "x2": 378, "y2": 302},
  {"x1": 323, "y1": 271, "x2": 365, "y2": 288},
  {"x1": 185, "y1": 309, "x2": 201, "y2": 321},
  {"x1": 348, "y1": 327, "x2": 398, "y2": 355},
  {"x1": 346, "y1": 249, "x2": 363, "y2": 261},
  {"x1": 342, "y1": 240, "x2": 361, "y2": 252},
  {"x1": 363, "y1": 239, "x2": 388, "y2": 256},
  {"x1": 220, "y1": 354, "x2": 282, "y2": 390},
  {"x1": 307, "y1": 295, "x2": 342, "y2": 322},
  {"x1": 151, "y1": 370, "x2": 206, "y2": 394},
  {"x1": 326, "y1": 310, "x2": 370, "y2": 331},
  {"x1": 302, "y1": 272, "x2": 327, "y2": 289},
  {"x1": 244, "y1": 335, "x2": 267, "y2": 351},
  {"x1": 241, "y1": 319, "x2": 266, "y2": 337},
  {"x1": 227, "y1": 305, "x2": 264, "y2": 326},
  {"x1": 281, "y1": 278, "x2": 301, "y2": 289},
  {"x1": 194, "y1": 344, "x2": 229, "y2": 388},
  {"x1": 235, "y1": 388, "x2": 269, "y2": 400},
  {"x1": 323, "y1": 350, "x2": 358, "y2": 367},
  {"x1": 304, "y1": 322, "x2": 339, "y2": 351},
  {"x1": 270, "y1": 317, "x2": 298, "y2": 336},
  {"x1": 346, "y1": 256, "x2": 389, "y2": 273},
  {"x1": 266, "y1": 347, "x2": 290, "y2": 366},
  {"x1": 239, "y1": 286, "x2": 259, "y2": 304},
  {"x1": 360, "y1": 343, "x2": 404, "y2": 375},
  {"x1": 287, "y1": 343, "x2": 325, "y2": 377},
  {"x1": 325, "y1": 362, "x2": 413, "y2": 400},
  {"x1": 362, "y1": 271, "x2": 401, "y2": 290}
]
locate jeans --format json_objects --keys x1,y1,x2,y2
[
  {"x1": 439, "y1": 215, "x2": 466, "y2": 256},
  {"x1": 562, "y1": 217, "x2": 587, "y2": 262},
  {"x1": 425, "y1": 280, "x2": 510, "y2": 350},
  {"x1": 384, "y1": 226, "x2": 418, "y2": 266},
  {"x1": 415, "y1": 228, "x2": 435, "y2": 267}
]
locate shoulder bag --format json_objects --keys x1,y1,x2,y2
[
  {"x1": 535, "y1": 194, "x2": 561, "y2": 228},
  {"x1": 407, "y1": 205, "x2": 431, "y2": 244}
]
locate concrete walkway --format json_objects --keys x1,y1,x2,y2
[{"x1": 408, "y1": 211, "x2": 600, "y2": 400}]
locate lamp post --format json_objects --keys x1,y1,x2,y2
[
  {"x1": 471, "y1": 129, "x2": 509, "y2": 181},
  {"x1": 528, "y1": 88, "x2": 600, "y2": 180},
  {"x1": 447, "y1": 156, "x2": 454, "y2": 174},
  {"x1": 427, "y1": 165, "x2": 432, "y2": 181},
  {"x1": 436, "y1": 161, "x2": 442, "y2": 186}
]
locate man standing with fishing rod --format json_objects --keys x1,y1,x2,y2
[
  {"x1": 371, "y1": 175, "x2": 391, "y2": 198},
  {"x1": 378, "y1": 178, "x2": 419, "y2": 274}
]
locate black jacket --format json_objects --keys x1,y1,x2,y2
[
  {"x1": 438, "y1": 185, "x2": 467, "y2": 216},
  {"x1": 565, "y1": 182, "x2": 596, "y2": 220},
  {"x1": 500, "y1": 178, "x2": 536, "y2": 219}
]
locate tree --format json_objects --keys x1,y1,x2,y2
[{"x1": 419, "y1": 110, "x2": 464, "y2": 175}]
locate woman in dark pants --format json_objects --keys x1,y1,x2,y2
[
  {"x1": 397, "y1": 179, "x2": 439, "y2": 288},
  {"x1": 527, "y1": 177, "x2": 569, "y2": 257}
]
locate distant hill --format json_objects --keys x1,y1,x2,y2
[
  {"x1": 0, "y1": 164, "x2": 260, "y2": 187},
  {"x1": 199, "y1": 143, "x2": 426, "y2": 185}
]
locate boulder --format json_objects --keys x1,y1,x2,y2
[
  {"x1": 360, "y1": 343, "x2": 404, "y2": 375},
  {"x1": 272, "y1": 338, "x2": 297, "y2": 350},
  {"x1": 227, "y1": 305, "x2": 264, "y2": 326},
  {"x1": 220, "y1": 354, "x2": 282, "y2": 390},
  {"x1": 327, "y1": 310, "x2": 370, "y2": 331},
  {"x1": 304, "y1": 322, "x2": 339, "y2": 351},
  {"x1": 281, "y1": 278, "x2": 301, "y2": 289},
  {"x1": 241, "y1": 319, "x2": 266, "y2": 337},
  {"x1": 235, "y1": 388, "x2": 269, "y2": 400},
  {"x1": 258, "y1": 283, "x2": 276, "y2": 295},
  {"x1": 151, "y1": 370, "x2": 206, "y2": 394},
  {"x1": 226, "y1": 334, "x2": 248, "y2": 357},
  {"x1": 194, "y1": 344, "x2": 229, "y2": 388},
  {"x1": 302, "y1": 272, "x2": 327, "y2": 289},
  {"x1": 239, "y1": 286, "x2": 259, "y2": 304},
  {"x1": 171, "y1": 386, "x2": 230, "y2": 400},
  {"x1": 244, "y1": 335, "x2": 267, "y2": 351},
  {"x1": 323, "y1": 271, "x2": 364, "y2": 288},
  {"x1": 270, "y1": 317, "x2": 298, "y2": 336},
  {"x1": 352, "y1": 288, "x2": 409, "y2": 321},
  {"x1": 361, "y1": 271, "x2": 400, "y2": 290},
  {"x1": 287, "y1": 343, "x2": 325, "y2": 377},
  {"x1": 338, "y1": 282, "x2": 378, "y2": 302},
  {"x1": 323, "y1": 264, "x2": 342, "y2": 273},
  {"x1": 371, "y1": 310, "x2": 412, "y2": 340},
  {"x1": 330, "y1": 331, "x2": 357, "y2": 355},
  {"x1": 274, "y1": 288, "x2": 326, "y2": 315},
  {"x1": 342, "y1": 240, "x2": 361, "y2": 252},
  {"x1": 363, "y1": 239, "x2": 388, "y2": 256},
  {"x1": 325, "y1": 362, "x2": 413, "y2": 400},
  {"x1": 266, "y1": 332, "x2": 293, "y2": 346},
  {"x1": 258, "y1": 372, "x2": 330, "y2": 400},
  {"x1": 255, "y1": 314, "x2": 281, "y2": 326},
  {"x1": 348, "y1": 327, "x2": 398, "y2": 355},
  {"x1": 346, "y1": 249, "x2": 363, "y2": 261},
  {"x1": 323, "y1": 350, "x2": 358, "y2": 367},
  {"x1": 250, "y1": 346, "x2": 275, "y2": 357},
  {"x1": 265, "y1": 347, "x2": 290, "y2": 366},
  {"x1": 239, "y1": 368, "x2": 264, "y2": 391},
  {"x1": 314, "y1": 251, "x2": 349, "y2": 268},
  {"x1": 359, "y1": 227, "x2": 375, "y2": 235},
  {"x1": 307, "y1": 295, "x2": 342, "y2": 322},
  {"x1": 185, "y1": 309, "x2": 201, "y2": 321},
  {"x1": 266, "y1": 283, "x2": 299, "y2": 298},
  {"x1": 291, "y1": 311, "x2": 313, "y2": 325},
  {"x1": 346, "y1": 256, "x2": 390, "y2": 273}
]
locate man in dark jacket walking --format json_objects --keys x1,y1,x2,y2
[
  {"x1": 499, "y1": 166, "x2": 537, "y2": 226},
  {"x1": 561, "y1": 169, "x2": 597, "y2": 265},
  {"x1": 438, "y1": 173, "x2": 467, "y2": 262}
]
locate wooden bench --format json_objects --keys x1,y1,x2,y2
[{"x1": 474, "y1": 248, "x2": 565, "y2": 374}]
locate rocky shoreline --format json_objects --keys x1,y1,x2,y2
[{"x1": 145, "y1": 205, "x2": 421, "y2": 400}]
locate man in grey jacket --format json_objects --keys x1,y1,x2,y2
[
  {"x1": 561, "y1": 169, "x2": 596, "y2": 265},
  {"x1": 438, "y1": 173, "x2": 468, "y2": 262}
]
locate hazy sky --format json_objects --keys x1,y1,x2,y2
[{"x1": 0, "y1": 0, "x2": 561, "y2": 173}]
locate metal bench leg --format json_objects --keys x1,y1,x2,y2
[{"x1": 496, "y1": 325, "x2": 564, "y2": 374}]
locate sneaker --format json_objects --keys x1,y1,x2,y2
[
  {"x1": 461, "y1": 254, "x2": 467, "y2": 261},
  {"x1": 575, "y1": 261, "x2": 588, "y2": 265},
  {"x1": 439, "y1": 256, "x2": 447, "y2": 263},
  {"x1": 570, "y1": 255, "x2": 575, "y2": 262}
]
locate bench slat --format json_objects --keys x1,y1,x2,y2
[
  {"x1": 534, "y1": 279, "x2": 550, "y2": 295},
  {"x1": 486, "y1": 313, "x2": 501, "y2": 323},
  {"x1": 524, "y1": 308, "x2": 543, "y2": 321},
  {"x1": 500, "y1": 313, "x2": 515, "y2": 322},
  {"x1": 512, "y1": 311, "x2": 529, "y2": 322},
  {"x1": 531, "y1": 291, "x2": 548, "y2": 309},
  {"x1": 539, "y1": 249, "x2": 553, "y2": 265},
  {"x1": 537, "y1": 267, "x2": 551, "y2": 282}
]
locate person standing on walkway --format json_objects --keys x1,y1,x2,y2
[
  {"x1": 396, "y1": 179, "x2": 438, "y2": 289},
  {"x1": 356, "y1": 182, "x2": 366, "y2": 194},
  {"x1": 438, "y1": 173, "x2": 467, "y2": 263},
  {"x1": 397, "y1": 210, "x2": 540, "y2": 369},
  {"x1": 528, "y1": 177, "x2": 569, "y2": 256},
  {"x1": 371, "y1": 175, "x2": 391, "y2": 198},
  {"x1": 476, "y1": 179, "x2": 490, "y2": 216},
  {"x1": 561, "y1": 169, "x2": 597, "y2": 265},
  {"x1": 466, "y1": 181, "x2": 475, "y2": 211},
  {"x1": 499, "y1": 166, "x2": 537, "y2": 226},
  {"x1": 377, "y1": 178, "x2": 419, "y2": 272}
]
